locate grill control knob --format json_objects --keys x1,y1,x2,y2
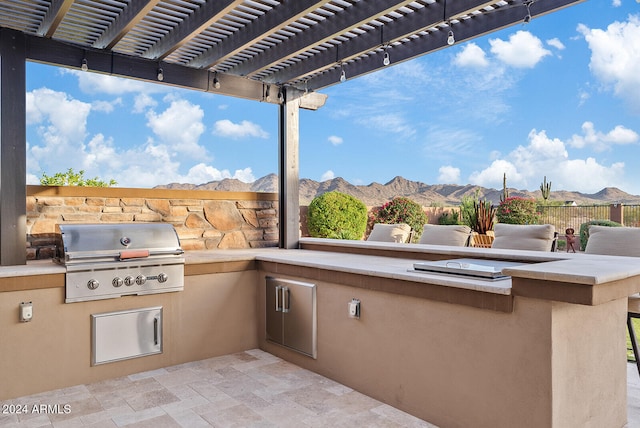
[
  {"x1": 124, "y1": 276, "x2": 135, "y2": 286},
  {"x1": 135, "y1": 275, "x2": 146, "y2": 285},
  {"x1": 158, "y1": 273, "x2": 168, "y2": 283},
  {"x1": 112, "y1": 277, "x2": 124, "y2": 288},
  {"x1": 87, "y1": 279, "x2": 99, "y2": 290}
]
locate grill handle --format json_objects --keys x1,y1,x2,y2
[
  {"x1": 65, "y1": 249, "x2": 184, "y2": 261},
  {"x1": 120, "y1": 250, "x2": 150, "y2": 260}
]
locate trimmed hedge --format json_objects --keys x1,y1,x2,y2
[
  {"x1": 578, "y1": 219, "x2": 622, "y2": 251},
  {"x1": 307, "y1": 191, "x2": 368, "y2": 240}
]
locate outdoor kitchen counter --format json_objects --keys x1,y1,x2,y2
[
  {"x1": 296, "y1": 237, "x2": 640, "y2": 306},
  {"x1": 255, "y1": 239, "x2": 640, "y2": 428},
  {"x1": 3, "y1": 242, "x2": 640, "y2": 307}
]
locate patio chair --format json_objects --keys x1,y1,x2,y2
[
  {"x1": 585, "y1": 225, "x2": 640, "y2": 376},
  {"x1": 366, "y1": 223, "x2": 412, "y2": 243},
  {"x1": 491, "y1": 223, "x2": 556, "y2": 251},
  {"x1": 418, "y1": 224, "x2": 471, "y2": 246}
]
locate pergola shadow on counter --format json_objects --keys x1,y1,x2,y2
[{"x1": 0, "y1": 0, "x2": 586, "y2": 264}]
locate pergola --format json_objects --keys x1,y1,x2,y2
[{"x1": 0, "y1": 0, "x2": 584, "y2": 265}]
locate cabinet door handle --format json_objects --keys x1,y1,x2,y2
[
  {"x1": 282, "y1": 286, "x2": 290, "y2": 313},
  {"x1": 275, "y1": 285, "x2": 283, "y2": 312},
  {"x1": 153, "y1": 316, "x2": 159, "y2": 346}
]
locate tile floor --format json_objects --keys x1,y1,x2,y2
[
  {"x1": 1, "y1": 349, "x2": 638, "y2": 428},
  {"x1": 0, "y1": 350, "x2": 434, "y2": 428}
]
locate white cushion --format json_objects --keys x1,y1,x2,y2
[
  {"x1": 585, "y1": 226, "x2": 640, "y2": 257},
  {"x1": 418, "y1": 224, "x2": 471, "y2": 246},
  {"x1": 367, "y1": 223, "x2": 411, "y2": 243},
  {"x1": 491, "y1": 224, "x2": 556, "y2": 251}
]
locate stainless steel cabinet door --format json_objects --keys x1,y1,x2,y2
[
  {"x1": 265, "y1": 278, "x2": 284, "y2": 345},
  {"x1": 265, "y1": 277, "x2": 317, "y2": 358},
  {"x1": 91, "y1": 307, "x2": 162, "y2": 365}
]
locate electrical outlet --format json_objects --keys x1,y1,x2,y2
[
  {"x1": 19, "y1": 302, "x2": 33, "y2": 322},
  {"x1": 348, "y1": 298, "x2": 360, "y2": 319}
]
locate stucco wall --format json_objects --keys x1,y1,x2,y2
[
  {"x1": 257, "y1": 269, "x2": 628, "y2": 428},
  {"x1": 0, "y1": 270, "x2": 259, "y2": 400},
  {"x1": 26, "y1": 186, "x2": 280, "y2": 260}
]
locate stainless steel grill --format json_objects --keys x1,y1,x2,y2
[{"x1": 55, "y1": 223, "x2": 185, "y2": 303}]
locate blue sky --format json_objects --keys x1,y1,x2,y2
[{"x1": 25, "y1": 0, "x2": 640, "y2": 194}]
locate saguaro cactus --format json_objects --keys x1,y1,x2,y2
[
  {"x1": 540, "y1": 176, "x2": 552, "y2": 202},
  {"x1": 500, "y1": 173, "x2": 509, "y2": 203}
]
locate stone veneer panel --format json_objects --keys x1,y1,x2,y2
[{"x1": 26, "y1": 186, "x2": 280, "y2": 259}]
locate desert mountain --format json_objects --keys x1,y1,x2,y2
[{"x1": 157, "y1": 174, "x2": 640, "y2": 206}]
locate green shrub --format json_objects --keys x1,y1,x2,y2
[
  {"x1": 369, "y1": 197, "x2": 428, "y2": 242},
  {"x1": 496, "y1": 197, "x2": 540, "y2": 224},
  {"x1": 307, "y1": 191, "x2": 368, "y2": 240},
  {"x1": 578, "y1": 219, "x2": 622, "y2": 251},
  {"x1": 438, "y1": 210, "x2": 461, "y2": 225}
]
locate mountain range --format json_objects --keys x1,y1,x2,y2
[{"x1": 157, "y1": 174, "x2": 640, "y2": 206}]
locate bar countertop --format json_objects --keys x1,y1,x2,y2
[{"x1": 2, "y1": 240, "x2": 640, "y2": 308}]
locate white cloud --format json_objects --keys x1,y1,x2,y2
[
  {"x1": 177, "y1": 164, "x2": 255, "y2": 184},
  {"x1": 358, "y1": 113, "x2": 416, "y2": 138},
  {"x1": 438, "y1": 166, "x2": 461, "y2": 184},
  {"x1": 546, "y1": 38, "x2": 566, "y2": 50},
  {"x1": 578, "y1": 16, "x2": 640, "y2": 111},
  {"x1": 469, "y1": 159, "x2": 522, "y2": 188},
  {"x1": 612, "y1": 0, "x2": 621, "y2": 6},
  {"x1": 321, "y1": 170, "x2": 335, "y2": 181},
  {"x1": 578, "y1": 89, "x2": 590, "y2": 106},
  {"x1": 146, "y1": 99, "x2": 207, "y2": 159},
  {"x1": 567, "y1": 121, "x2": 639, "y2": 151},
  {"x1": 67, "y1": 70, "x2": 165, "y2": 95},
  {"x1": 328, "y1": 135, "x2": 343, "y2": 145},
  {"x1": 26, "y1": 88, "x2": 90, "y2": 139},
  {"x1": 133, "y1": 94, "x2": 158, "y2": 113},
  {"x1": 454, "y1": 43, "x2": 489, "y2": 68},
  {"x1": 468, "y1": 128, "x2": 627, "y2": 193},
  {"x1": 92, "y1": 98, "x2": 121, "y2": 113},
  {"x1": 83, "y1": 134, "x2": 121, "y2": 171},
  {"x1": 25, "y1": 87, "x2": 258, "y2": 188},
  {"x1": 489, "y1": 31, "x2": 552, "y2": 68},
  {"x1": 213, "y1": 119, "x2": 269, "y2": 139}
]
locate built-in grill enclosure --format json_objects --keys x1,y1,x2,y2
[{"x1": 56, "y1": 223, "x2": 185, "y2": 303}]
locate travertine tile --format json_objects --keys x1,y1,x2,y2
[{"x1": 4, "y1": 349, "x2": 639, "y2": 427}]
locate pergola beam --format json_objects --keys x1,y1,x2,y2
[
  {"x1": 93, "y1": 0, "x2": 162, "y2": 50},
  {"x1": 187, "y1": 0, "x2": 327, "y2": 70},
  {"x1": 142, "y1": 0, "x2": 243, "y2": 60},
  {"x1": 37, "y1": 0, "x2": 74, "y2": 37},
  {"x1": 304, "y1": 0, "x2": 585, "y2": 91},
  {"x1": 24, "y1": 33, "x2": 325, "y2": 109},
  {"x1": 227, "y1": 0, "x2": 418, "y2": 78},
  {"x1": 265, "y1": 0, "x2": 491, "y2": 85}
]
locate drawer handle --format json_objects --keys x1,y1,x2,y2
[
  {"x1": 282, "y1": 286, "x2": 290, "y2": 313},
  {"x1": 153, "y1": 316, "x2": 159, "y2": 346},
  {"x1": 275, "y1": 285, "x2": 283, "y2": 312}
]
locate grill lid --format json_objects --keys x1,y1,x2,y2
[{"x1": 56, "y1": 223, "x2": 183, "y2": 264}]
